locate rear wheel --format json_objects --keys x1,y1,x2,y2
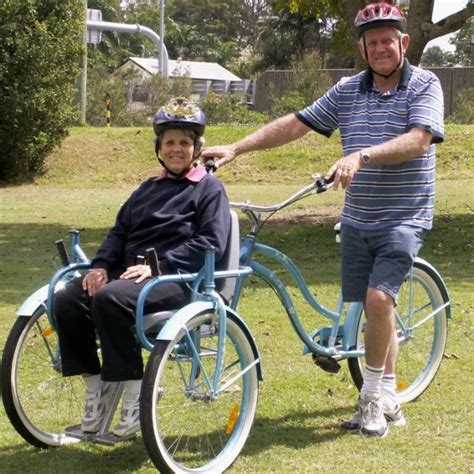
[
  {"x1": 2, "y1": 307, "x2": 84, "y2": 447},
  {"x1": 140, "y1": 311, "x2": 259, "y2": 473},
  {"x1": 348, "y1": 262, "x2": 449, "y2": 403}
]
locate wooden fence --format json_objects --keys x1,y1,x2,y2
[{"x1": 253, "y1": 67, "x2": 474, "y2": 117}]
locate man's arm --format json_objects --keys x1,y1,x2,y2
[
  {"x1": 325, "y1": 127, "x2": 433, "y2": 190},
  {"x1": 202, "y1": 113, "x2": 311, "y2": 168}
]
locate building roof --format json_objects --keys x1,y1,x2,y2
[{"x1": 127, "y1": 57, "x2": 242, "y2": 82}]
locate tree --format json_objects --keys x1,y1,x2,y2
[
  {"x1": 420, "y1": 46, "x2": 456, "y2": 67},
  {"x1": 276, "y1": 0, "x2": 474, "y2": 67},
  {"x1": 0, "y1": 0, "x2": 83, "y2": 182},
  {"x1": 450, "y1": 17, "x2": 474, "y2": 66}
]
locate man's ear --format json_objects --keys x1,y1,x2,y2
[{"x1": 401, "y1": 34, "x2": 410, "y2": 53}]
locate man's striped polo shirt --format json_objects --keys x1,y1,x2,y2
[{"x1": 296, "y1": 59, "x2": 444, "y2": 230}]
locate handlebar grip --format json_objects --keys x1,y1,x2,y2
[
  {"x1": 316, "y1": 174, "x2": 334, "y2": 194},
  {"x1": 55, "y1": 239, "x2": 70, "y2": 266},
  {"x1": 146, "y1": 248, "x2": 161, "y2": 277},
  {"x1": 204, "y1": 159, "x2": 217, "y2": 174}
]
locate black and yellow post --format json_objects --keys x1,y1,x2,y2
[{"x1": 105, "y1": 93, "x2": 111, "y2": 127}]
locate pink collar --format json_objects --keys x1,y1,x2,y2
[{"x1": 154, "y1": 163, "x2": 207, "y2": 182}]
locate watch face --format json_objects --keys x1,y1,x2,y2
[{"x1": 361, "y1": 153, "x2": 370, "y2": 164}]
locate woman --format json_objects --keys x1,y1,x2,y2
[{"x1": 54, "y1": 98, "x2": 230, "y2": 438}]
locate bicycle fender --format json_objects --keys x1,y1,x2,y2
[
  {"x1": 157, "y1": 301, "x2": 215, "y2": 341},
  {"x1": 415, "y1": 257, "x2": 452, "y2": 319},
  {"x1": 157, "y1": 301, "x2": 263, "y2": 381},
  {"x1": 17, "y1": 285, "x2": 49, "y2": 317}
]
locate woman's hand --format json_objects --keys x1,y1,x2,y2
[
  {"x1": 120, "y1": 264, "x2": 152, "y2": 284},
  {"x1": 83, "y1": 268, "x2": 109, "y2": 296}
]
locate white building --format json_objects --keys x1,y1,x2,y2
[{"x1": 118, "y1": 57, "x2": 247, "y2": 103}]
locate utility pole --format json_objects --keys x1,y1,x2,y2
[{"x1": 79, "y1": 0, "x2": 87, "y2": 125}]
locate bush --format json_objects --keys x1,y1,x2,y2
[
  {"x1": 199, "y1": 92, "x2": 269, "y2": 125},
  {"x1": 446, "y1": 88, "x2": 474, "y2": 124},
  {"x1": 0, "y1": 0, "x2": 83, "y2": 182},
  {"x1": 270, "y1": 50, "x2": 333, "y2": 117}
]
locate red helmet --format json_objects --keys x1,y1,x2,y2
[{"x1": 354, "y1": 2, "x2": 407, "y2": 38}]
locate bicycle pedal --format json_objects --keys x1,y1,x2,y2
[{"x1": 312, "y1": 354, "x2": 341, "y2": 374}]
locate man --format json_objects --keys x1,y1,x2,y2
[{"x1": 202, "y1": 3, "x2": 444, "y2": 437}]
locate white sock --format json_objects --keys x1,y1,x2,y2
[
  {"x1": 360, "y1": 364, "x2": 384, "y2": 399},
  {"x1": 123, "y1": 380, "x2": 142, "y2": 399},
  {"x1": 381, "y1": 374, "x2": 398, "y2": 405},
  {"x1": 83, "y1": 374, "x2": 102, "y2": 393}
]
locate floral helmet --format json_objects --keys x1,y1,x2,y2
[
  {"x1": 354, "y1": 2, "x2": 407, "y2": 38},
  {"x1": 153, "y1": 97, "x2": 206, "y2": 137}
]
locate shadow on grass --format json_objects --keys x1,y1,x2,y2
[
  {"x1": 242, "y1": 405, "x2": 351, "y2": 456},
  {"x1": 0, "y1": 438, "x2": 151, "y2": 473},
  {"x1": 0, "y1": 405, "x2": 351, "y2": 472}
]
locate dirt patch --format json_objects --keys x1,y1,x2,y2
[{"x1": 257, "y1": 205, "x2": 342, "y2": 227}]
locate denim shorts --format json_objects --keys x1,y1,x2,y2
[{"x1": 340, "y1": 224, "x2": 426, "y2": 303}]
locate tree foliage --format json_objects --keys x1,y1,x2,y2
[
  {"x1": 450, "y1": 17, "x2": 474, "y2": 66},
  {"x1": 0, "y1": 0, "x2": 83, "y2": 182},
  {"x1": 276, "y1": 0, "x2": 474, "y2": 68}
]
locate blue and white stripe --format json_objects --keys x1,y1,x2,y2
[{"x1": 296, "y1": 60, "x2": 444, "y2": 230}]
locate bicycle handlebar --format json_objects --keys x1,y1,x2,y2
[{"x1": 230, "y1": 174, "x2": 333, "y2": 214}]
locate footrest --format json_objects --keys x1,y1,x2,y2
[
  {"x1": 94, "y1": 432, "x2": 138, "y2": 446},
  {"x1": 64, "y1": 424, "x2": 137, "y2": 445}
]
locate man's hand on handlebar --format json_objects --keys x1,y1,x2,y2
[
  {"x1": 201, "y1": 145, "x2": 237, "y2": 169},
  {"x1": 324, "y1": 152, "x2": 362, "y2": 190}
]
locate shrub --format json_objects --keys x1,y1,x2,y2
[
  {"x1": 0, "y1": 0, "x2": 83, "y2": 182},
  {"x1": 446, "y1": 87, "x2": 474, "y2": 124},
  {"x1": 270, "y1": 50, "x2": 333, "y2": 117},
  {"x1": 199, "y1": 92, "x2": 269, "y2": 125}
]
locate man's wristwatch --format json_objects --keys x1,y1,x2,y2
[{"x1": 359, "y1": 151, "x2": 370, "y2": 166}]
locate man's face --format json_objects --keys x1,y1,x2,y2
[{"x1": 359, "y1": 26, "x2": 409, "y2": 77}]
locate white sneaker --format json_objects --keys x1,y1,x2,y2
[
  {"x1": 341, "y1": 396, "x2": 406, "y2": 432},
  {"x1": 81, "y1": 382, "x2": 113, "y2": 433},
  {"x1": 360, "y1": 394, "x2": 388, "y2": 437},
  {"x1": 112, "y1": 395, "x2": 140, "y2": 437}
]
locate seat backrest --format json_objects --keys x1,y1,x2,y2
[
  {"x1": 143, "y1": 211, "x2": 240, "y2": 332},
  {"x1": 216, "y1": 210, "x2": 240, "y2": 303}
]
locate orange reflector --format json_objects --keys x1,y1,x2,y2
[
  {"x1": 225, "y1": 404, "x2": 240, "y2": 435},
  {"x1": 397, "y1": 381, "x2": 409, "y2": 391},
  {"x1": 42, "y1": 327, "x2": 55, "y2": 337}
]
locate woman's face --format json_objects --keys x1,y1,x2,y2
[{"x1": 159, "y1": 128, "x2": 195, "y2": 177}]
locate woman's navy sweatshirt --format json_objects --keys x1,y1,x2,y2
[{"x1": 91, "y1": 165, "x2": 231, "y2": 276}]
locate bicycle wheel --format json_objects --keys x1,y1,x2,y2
[
  {"x1": 2, "y1": 306, "x2": 84, "y2": 448},
  {"x1": 348, "y1": 262, "x2": 449, "y2": 404},
  {"x1": 140, "y1": 310, "x2": 259, "y2": 473}
]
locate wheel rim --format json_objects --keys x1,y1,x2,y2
[
  {"x1": 145, "y1": 314, "x2": 258, "y2": 472},
  {"x1": 10, "y1": 309, "x2": 84, "y2": 446},
  {"x1": 353, "y1": 266, "x2": 447, "y2": 403}
]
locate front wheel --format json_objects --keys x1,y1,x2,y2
[
  {"x1": 348, "y1": 262, "x2": 449, "y2": 404},
  {"x1": 1, "y1": 307, "x2": 84, "y2": 447},
  {"x1": 140, "y1": 310, "x2": 259, "y2": 473}
]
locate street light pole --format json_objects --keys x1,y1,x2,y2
[{"x1": 159, "y1": 0, "x2": 165, "y2": 77}]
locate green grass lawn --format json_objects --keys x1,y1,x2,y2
[{"x1": 0, "y1": 126, "x2": 473, "y2": 472}]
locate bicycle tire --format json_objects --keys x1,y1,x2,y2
[
  {"x1": 1, "y1": 306, "x2": 84, "y2": 448},
  {"x1": 140, "y1": 310, "x2": 259, "y2": 473},
  {"x1": 347, "y1": 261, "x2": 449, "y2": 404}
]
